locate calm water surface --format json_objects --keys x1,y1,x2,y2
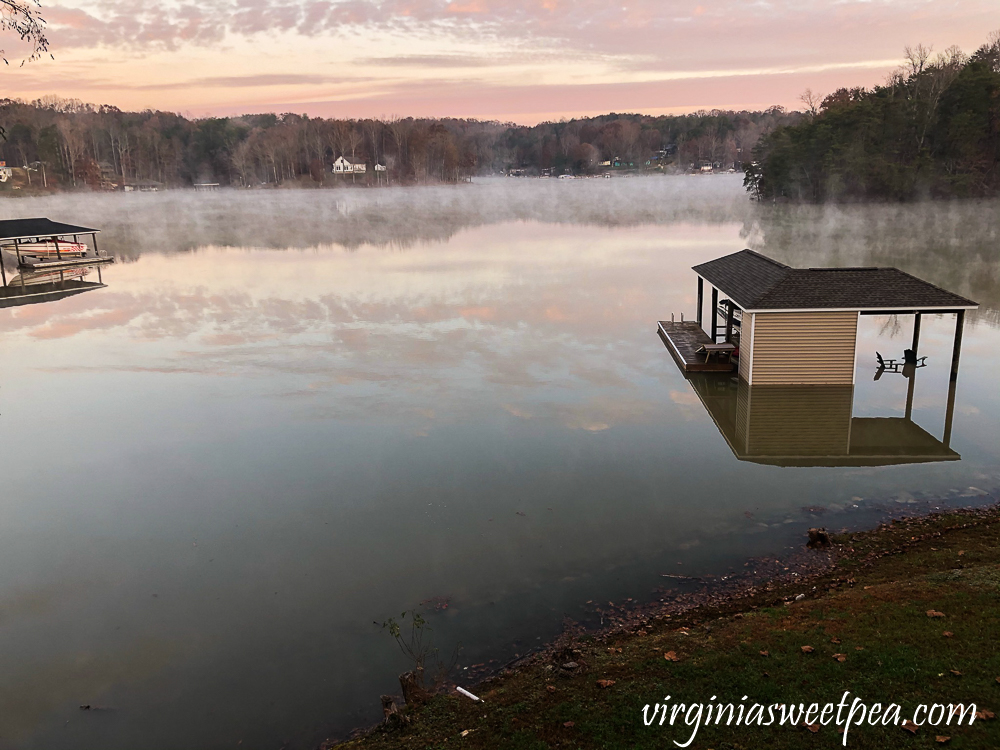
[{"x1": 1, "y1": 178, "x2": 998, "y2": 749}]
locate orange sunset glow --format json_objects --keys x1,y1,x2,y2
[{"x1": 4, "y1": 0, "x2": 999, "y2": 123}]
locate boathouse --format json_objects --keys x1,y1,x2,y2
[
  {"x1": 0, "y1": 218, "x2": 109, "y2": 281},
  {"x1": 659, "y1": 250, "x2": 978, "y2": 385}
]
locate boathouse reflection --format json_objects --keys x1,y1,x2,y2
[
  {"x1": 687, "y1": 375, "x2": 960, "y2": 467},
  {"x1": 0, "y1": 265, "x2": 108, "y2": 308}
]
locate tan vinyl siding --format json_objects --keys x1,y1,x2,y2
[
  {"x1": 738, "y1": 312, "x2": 753, "y2": 382},
  {"x1": 750, "y1": 311, "x2": 858, "y2": 385}
]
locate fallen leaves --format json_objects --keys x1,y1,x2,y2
[
  {"x1": 976, "y1": 709, "x2": 996, "y2": 720},
  {"x1": 927, "y1": 610, "x2": 946, "y2": 618},
  {"x1": 902, "y1": 719, "x2": 919, "y2": 734},
  {"x1": 935, "y1": 735, "x2": 951, "y2": 744},
  {"x1": 950, "y1": 669, "x2": 963, "y2": 677},
  {"x1": 563, "y1": 721, "x2": 575, "y2": 728},
  {"x1": 804, "y1": 723, "x2": 820, "y2": 733},
  {"x1": 460, "y1": 729, "x2": 474, "y2": 737},
  {"x1": 759, "y1": 650, "x2": 770, "y2": 657},
  {"x1": 545, "y1": 685, "x2": 556, "y2": 693},
  {"x1": 830, "y1": 637, "x2": 842, "y2": 644},
  {"x1": 801, "y1": 645, "x2": 815, "y2": 654},
  {"x1": 943, "y1": 631, "x2": 954, "y2": 637},
  {"x1": 596, "y1": 679, "x2": 615, "y2": 689},
  {"x1": 832, "y1": 653, "x2": 847, "y2": 662},
  {"x1": 664, "y1": 651, "x2": 681, "y2": 662}
]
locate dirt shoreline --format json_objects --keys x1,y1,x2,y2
[{"x1": 334, "y1": 502, "x2": 1000, "y2": 749}]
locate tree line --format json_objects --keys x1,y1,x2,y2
[
  {"x1": 746, "y1": 31, "x2": 1000, "y2": 202},
  {"x1": 0, "y1": 97, "x2": 798, "y2": 191}
]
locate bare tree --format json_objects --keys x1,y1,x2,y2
[
  {"x1": 1, "y1": 0, "x2": 49, "y2": 65},
  {"x1": 56, "y1": 118, "x2": 83, "y2": 186},
  {"x1": 904, "y1": 44, "x2": 932, "y2": 76},
  {"x1": 230, "y1": 138, "x2": 254, "y2": 186},
  {"x1": 800, "y1": 88, "x2": 823, "y2": 119}
]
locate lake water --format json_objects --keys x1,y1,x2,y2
[{"x1": 1, "y1": 177, "x2": 998, "y2": 750}]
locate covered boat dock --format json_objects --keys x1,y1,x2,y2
[
  {"x1": 0, "y1": 218, "x2": 110, "y2": 283},
  {"x1": 660, "y1": 249, "x2": 978, "y2": 385}
]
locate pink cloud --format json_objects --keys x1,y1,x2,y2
[{"x1": 17, "y1": 0, "x2": 998, "y2": 122}]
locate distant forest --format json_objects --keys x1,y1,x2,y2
[
  {"x1": 747, "y1": 31, "x2": 1000, "y2": 201},
  {"x1": 4, "y1": 34, "x2": 995, "y2": 199},
  {"x1": 0, "y1": 97, "x2": 798, "y2": 191}
]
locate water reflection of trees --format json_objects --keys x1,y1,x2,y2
[{"x1": 742, "y1": 200, "x2": 1000, "y2": 324}]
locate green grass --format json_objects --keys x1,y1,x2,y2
[{"x1": 342, "y1": 509, "x2": 1000, "y2": 749}]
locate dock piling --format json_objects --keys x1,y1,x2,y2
[{"x1": 696, "y1": 277, "x2": 703, "y2": 327}]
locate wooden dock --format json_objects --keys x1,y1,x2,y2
[{"x1": 658, "y1": 320, "x2": 735, "y2": 373}]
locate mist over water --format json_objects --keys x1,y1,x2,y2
[
  {"x1": 1, "y1": 176, "x2": 998, "y2": 749},
  {"x1": 0, "y1": 176, "x2": 754, "y2": 258},
  {"x1": 4, "y1": 176, "x2": 995, "y2": 314}
]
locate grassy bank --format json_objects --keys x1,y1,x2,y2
[{"x1": 340, "y1": 507, "x2": 1000, "y2": 749}]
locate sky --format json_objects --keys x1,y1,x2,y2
[{"x1": 3, "y1": 0, "x2": 998, "y2": 123}]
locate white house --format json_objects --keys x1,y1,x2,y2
[
  {"x1": 374, "y1": 163, "x2": 387, "y2": 172},
  {"x1": 332, "y1": 156, "x2": 367, "y2": 174}
]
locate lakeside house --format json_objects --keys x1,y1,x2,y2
[
  {"x1": 124, "y1": 179, "x2": 164, "y2": 192},
  {"x1": 333, "y1": 156, "x2": 367, "y2": 174}
]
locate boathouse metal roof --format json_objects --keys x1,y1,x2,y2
[
  {"x1": 0, "y1": 218, "x2": 100, "y2": 242},
  {"x1": 692, "y1": 250, "x2": 978, "y2": 312}
]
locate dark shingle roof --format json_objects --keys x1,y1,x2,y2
[
  {"x1": 693, "y1": 250, "x2": 977, "y2": 311},
  {"x1": 0, "y1": 218, "x2": 100, "y2": 241}
]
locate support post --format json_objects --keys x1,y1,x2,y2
[
  {"x1": 92, "y1": 233, "x2": 100, "y2": 258},
  {"x1": 0, "y1": 252, "x2": 6, "y2": 286},
  {"x1": 942, "y1": 309, "x2": 966, "y2": 447},
  {"x1": 696, "y1": 277, "x2": 703, "y2": 327},
  {"x1": 725, "y1": 301, "x2": 734, "y2": 343},
  {"x1": 949, "y1": 310, "x2": 965, "y2": 383},
  {"x1": 943, "y1": 377, "x2": 957, "y2": 448},
  {"x1": 911, "y1": 312, "x2": 921, "y2": 354},
  {"x1": 711, "y1": 287, "x2": 719, "y2": 341}
]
